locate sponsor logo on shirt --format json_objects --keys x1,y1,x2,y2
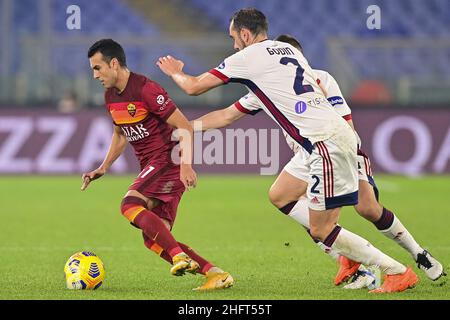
[
  {"x1": 327, "y1": 96, "x2": 344, "y2": 106},
  {"x1": 121, "y1": 123, "x2": 150, "y2": 142},
  {"x1": 307, "y1": 97, "x2": 327, "y2": 107},
  {"x1": 295, "y1": 101, "x2": 307, "y2": 114},
  {"x1": 157, "y1": 96, "x2": 172, "y2": 111},
  {"x1": 156, "y1": 95, "x2": 165, "y2": 105},
  {"x1": 218, "y1": 61, "x2": 225, "y2": 69}
]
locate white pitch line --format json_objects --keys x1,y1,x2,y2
[{"x1": 0, "y1": 246, "x2": 141, "y2": 252}]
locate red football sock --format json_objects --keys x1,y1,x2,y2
[
  {"x1": 178, "y1": 242, "x2": 214, "y2": 274},
  {"x1": 121, "y1": 197, "x2": 182, "y2": 258},
  {"x1": 131, "y1": 212, "x2": 182, "y2": 258},
  {"x1": 143, "y1": 233, "x2": 173, "y2": 263},
  {"x1": 143, "y1": 234, "x2": 213, "y2": 275}
]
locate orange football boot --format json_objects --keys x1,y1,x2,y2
[
  {"x1": 369, "y1": 267, "x2": 418, "y2": 293},
  {"x1": 335, "y1": 256, "x2": 361, "y2": 285}
]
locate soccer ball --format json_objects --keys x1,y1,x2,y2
[{"x1": 64, "y1": 251, "x2": 105, "y2": 290}]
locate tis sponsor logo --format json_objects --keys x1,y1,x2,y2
[
  {"x1": 327, "y1": 96, "x2": 344, "y2": 106},
  {"x1": 127, "y1": 103, "x2": 136, "y2": 117},
  {"x1": 218, "y1": 61, "x2": 225, "y2": 69},
  {"x1": 307, "y1": 97, "x2": 327, "y2": 107}
]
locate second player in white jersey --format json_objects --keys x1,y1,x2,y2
[
  {"x1": 283, "y1": 69, "x2": 369, "y2": 187},
  {"x1": 314, "y1": 69, "x2": 352, "y2": 119}
]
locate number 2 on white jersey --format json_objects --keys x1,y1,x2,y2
[{"x1": 280, "y1": 57, "x2": 314, "y2": 95}]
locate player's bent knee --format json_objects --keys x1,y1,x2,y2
[
  {"x1": 308, "y1": 227, "x2": 324, "y2": 242},
  {"x1": 355, "y1": 202, "x2": 381, "y2": 222},
  {"x1": 268, "y1": 186, "x2": 285, "y2": 208},
  {"x1": 120, "y1": 196, "x2": 148, "y2": 223},
  {"x1": 309, "y1": 223, "x2": 336, "y2": 242}
]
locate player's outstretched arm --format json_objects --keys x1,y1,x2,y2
[
  {"x1": 191, "y1": 105, "x2": 246, "y2": 131},
  {"x1": 156, "y1": 55, "x2": 223, "y2": 96},
  {"x1": 166, "y1": 109, "x2": 197, "y2": 190},
  {"x1": 81, "y1": 125, "x2": 127, "y2": 191}
]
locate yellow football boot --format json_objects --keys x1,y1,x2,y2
[
  {"x1": 170, "y1": 253, "x2": 200, "y2": 276},
  {"x1": 193, "y1": 269, "x2": 234, "y2": 291}
]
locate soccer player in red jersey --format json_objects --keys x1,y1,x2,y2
[{"x1": 82, "y1": 39, "x2": 233, "y2": 291}]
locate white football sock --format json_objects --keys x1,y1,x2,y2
[
  {"x1": 380, "y1": 215, "x2": 423, "y2": 260},
  {"x1": 331, "y1": 228, "x2": 407, "y2": 275},
  {"x1": 287, "y1": 197, "x2": 310, "y2": 227},
  {"x1": 316, "y1": 242, "x2": 340, "y2": 261},
  {"x1": 287, "y1": 198, "x2": 340, "y2": 261}
]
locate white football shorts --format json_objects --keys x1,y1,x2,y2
[{"x1": 283, "y1": 128, "x2": 359, "y2": 211}]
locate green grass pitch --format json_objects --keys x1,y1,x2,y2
[{"x1": 0, "y1": 175, "x2": 449, "y2": 300}]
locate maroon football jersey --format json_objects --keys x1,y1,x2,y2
[{"x1": 105, "y1": 72, "x2": 178, "y2": 169}]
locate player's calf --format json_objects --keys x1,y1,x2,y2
[
  {"x1": 354, "y1": 179, "x2": 383, "y2": 223},
  {"x1": 120, "y1": 196, "x2": 186, "y2": 263}
]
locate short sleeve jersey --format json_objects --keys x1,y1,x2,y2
[
  {"x1": 105, "y1": 72, "x2": 178, "y2": 168},
  {"x1": 209, "y1": 40, "x2": 348, "y2": 154},
  {"x1": 314, "y1": 69, "x2": 352, "y2": 120}
]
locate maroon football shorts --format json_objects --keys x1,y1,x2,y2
[{"x1": 128, "y1": 161, "x2": 185, "y2": 227}]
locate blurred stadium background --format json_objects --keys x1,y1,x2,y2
[
  {"x1": 0, "y1": 0, "x2": 449, "y2": 176},
  {"x1": 1, "y1": 0, "x2": 449, "y2": 301}
]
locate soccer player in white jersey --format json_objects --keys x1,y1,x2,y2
[
  {"x1": 157, "y1": 8, "x2": 419, "y2": 293},
  {"x1": 268, "y1": 34, "x2": 444, "y2": 286}
]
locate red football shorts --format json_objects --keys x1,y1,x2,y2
[{"x1": 128, "y1": 161, "x2": 185, "y2": 227}]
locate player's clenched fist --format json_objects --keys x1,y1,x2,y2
[
  {"x1": 81, "y1": 168, "x2": 106, "y2": 191},
  {"x1": 156, "y1": 55, "x2": 184, "y2": 77}
]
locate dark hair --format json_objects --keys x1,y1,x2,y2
[
  {"x1": 275, "y1": 34, "x2": 303, "y2": 53},
  {"x1": 230, "y1": 8, "x2": 268, "y2": 36},
  {"x1": 87, "y1": 39, "x2": 127, "y2": 67}
]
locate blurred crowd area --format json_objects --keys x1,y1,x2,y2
[{"x1": 1, "y1": 0, "x2": 450, "y2": 112}]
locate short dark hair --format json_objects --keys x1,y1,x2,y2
[
  {"x1": 87, "y1": 39, "x2": 127, "y2": 67},
  {"x1": 275, "y1": 34, "x2": 303, "y2": 53},
  {"x1": 230, "y1": 8, "x2": 268, "y2": 36}
]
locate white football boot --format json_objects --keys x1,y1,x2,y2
[
  {"x1": 343, "y1": 266, "x2": 380, "y2": 290},
  {"x1": 415, "y1": 250, "x2": 446, "y2": 281}
]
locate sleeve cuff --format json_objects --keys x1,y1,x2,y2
[
  {"x1": 342, "y1": 114, "x2": 352, "y2": 121},
  {"x1": 160, "y1": 104, "x2": 177, "y2": 121},
  {"x1": 208, "y1": 69, "x2": 230, "y2": 84},
  {"x1": 234, "y1": 101, "x2": 252, "y2": 114}
]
